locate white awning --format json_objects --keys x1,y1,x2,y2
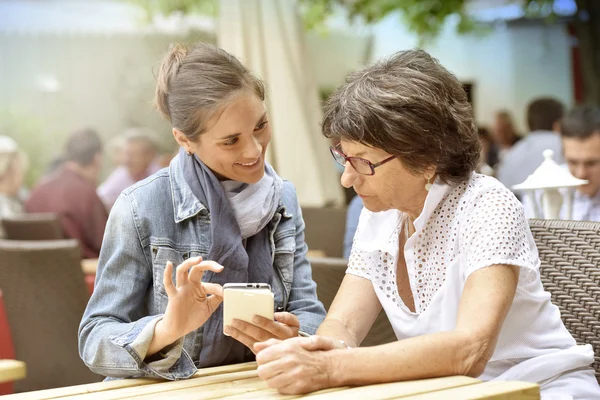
[{"x1": 217, "y1": 0, "x2": 344, "y2": 207}]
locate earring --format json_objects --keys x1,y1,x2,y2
[
  {"x1": 186, "y1": 150, "x2": 192, "y2": 156},
  {"x1": 425, "y1": 177, "x2": 432, "y2": 192}
]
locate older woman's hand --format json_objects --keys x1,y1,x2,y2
[
  {"x1": 255, "y1": 336, "x2": 343, "y2": 395},
  {"x1": 224, "y1": 312, "x2": 299, "y2": 354}
]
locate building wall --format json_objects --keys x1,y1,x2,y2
[{"x1": 368, "y1": 13, "x2": 573, "y2": 133}]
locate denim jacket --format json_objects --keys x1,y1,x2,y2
[{"x1": 78, "y1": 155, "x2": 326, "y2": 380}]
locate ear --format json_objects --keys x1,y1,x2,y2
[
  {"x1": 172, "y1": 128, "x2": 193, "y2": 152},
  {"x1": 424, "y1": 165, "x2": 437, "y2": 181}
]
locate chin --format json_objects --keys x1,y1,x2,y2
[
  {"x1": 361, "y1": 199, "x2": 389, "y2": 213},
  {"x1": 579, "y1": 185, "x2": 600, "y2": 197}
]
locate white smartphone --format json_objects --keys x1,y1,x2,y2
[{"x1": 223, "y1": 283, "x2": 274, "y2": 336}]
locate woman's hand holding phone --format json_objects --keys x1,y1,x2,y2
[
  {"x1": 148, "y1": 257, "x2": 224, "y2": 357},
  {"x1": 225, "y1": 312, "x2": 300, "y2": 354}
]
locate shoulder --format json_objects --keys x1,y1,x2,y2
[
  {"x1": 457, "y1": 174, "x2": 527, "y2": 231},
  {"x1": 280, "y1": 180, "x2": 299, "y2": 208},
  {"x1": 121, "y1": 168, "x2": 171, "y2": 199},
  {"x1": 461, "y1": 174, "x2": 520, "y2": 205}
]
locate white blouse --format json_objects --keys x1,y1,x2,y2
[{"x1": 348, "y1": 173, "x2": 600, "y2": 399}]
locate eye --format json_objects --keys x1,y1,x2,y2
[
  {"x1": 255, "y1": 120, "x2": 268, "y2": 131},
  {"x1": 224, "y1": 137, "x2": 238, "y2": 146}
]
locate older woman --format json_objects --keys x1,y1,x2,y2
[{"x1": 254, "y1": 50, "x2": 600, "y2": 399}]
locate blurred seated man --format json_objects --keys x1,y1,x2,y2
[
  {"x1": 97, "y1": 128, "x2": 159, "y2": 209},
  {"x1": 343, "y1": 195, "x2": 363, "y2": 259},
  {"x1": 26, "y1": 129, "x2": 108, "y2": 258},
  {"x1": 524, "y1": 106, "x2": 600, "y2": 221},
  {"x1": 0, "y1": 136, "x2": 28, "y2": 238},
  {"x1": 497, "y1": 97, "x2": 564, "y2": 192}
]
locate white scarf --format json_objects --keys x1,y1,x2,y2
[{"x1": 220, "y1": 167, "x2": 280, "y2": 239}]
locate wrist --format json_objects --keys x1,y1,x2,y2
[
  {"x1": 325, "y1": 349, "x2": 344, "y2": 387},
  {"x1": 155, "y1": 319, "x2": 180, "y2": 345}
]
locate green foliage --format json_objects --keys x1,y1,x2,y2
[
  {"x1": 128, "y1": 0, "x2": 218, "y2": 20},
  {"x1": 299, "y1": 0, "x2": 473, "y2": 41}
]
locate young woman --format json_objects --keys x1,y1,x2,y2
[{"x1": 79, "y1": 42, "x2": 326, "y2": 379}]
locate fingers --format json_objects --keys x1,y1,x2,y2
[
  {"x1": 175, "y1": 256, "x2": 202, "y2": 287},
  {"x1": 273, "y1": 312, "x2": 300, "y2": 328},
  {"x1": 224, "y1": 325, "x2": 259, "y2": 354},
  {"x1": 256, "y1": 339, "x2": 299, "y2": 364},
  {"x1": 254, "y1": 338, "x2": 281, "y2": 353},
  {"x1": 163, "y1": 262, "x2": 176, "y2": 297},
  {"x1": 298, "y1": 336, "x2": 338, "y2": 352},
  {"x1": 202, "y1": 282, "x2": 224, "y2": 299},
  {"x1": 231, "y1": 319, "x2": 273, "y2": 343},
  {"x1": 252, "y1": 315, "x2": 297, "y2": 339}
]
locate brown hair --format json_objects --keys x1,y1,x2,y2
[
  {"x1": 560, "y1": 105, "x2": 600, "y2": 139},
  {"x1": 322, "y1": 49, "x2": 480, "y2": 185},
  {"x1": 64, "y1": 128, "x2": 103, "y2": 166},
  {"x1": 154, "y1": 42, "x2": 265, "y2": 141},
  {"x1": 526, "y1": 97, "x2": 564, "y2": 132}
]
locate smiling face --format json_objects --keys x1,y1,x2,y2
[
  {"x1": 339, "y1": 140, "x2": 432, "y2": 217},
  {"x1": 174, "y1": 93, "x2": 271, "y2": 184}
]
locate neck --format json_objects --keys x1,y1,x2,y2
[{"x1": 64, "y1": 162, "x2": 96, "y2": 185}]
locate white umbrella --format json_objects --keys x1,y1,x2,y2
[{"x1": 218, "y1": 0, "x2": 344, "y2": 207}]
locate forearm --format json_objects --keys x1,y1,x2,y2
[
  {"x1": 329, "y1": 330, "x2": 484, "y2": 386},
  {"x1": 147, "y1": 319, "x2": 181, "y2": 357},
  {"x1": 317, "y1": 318, "x2": 361, "y2": 348}
]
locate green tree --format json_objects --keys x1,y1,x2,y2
[
  {"x1": 132, "y1": 0, "x2": 599, "y2": 106},
  {"x1": 299, "y1": 0, "x2": 599, "y2": 106}
]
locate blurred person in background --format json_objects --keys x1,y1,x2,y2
[
  {"x1": 79, "y1": 42, "x2": 325, "y2": 381},
  {"x1": 497, "y1": 97, "x2": 564, "y2": 192},
  {"x1": 107, "y1": 136, "x2": 126, "y2": 169},
  {"x1": 26, "y1": 128, "x2": 108, "y2": 258},
  {"x1": 476, "y1": 127, "x2": 495, "y2": 176},
  {"x1": 0, "y1": 136, "x2": 28, "y2": 238},
  {"x1": 492, "y1": 110, "x2": 520, "y2": 163},
  {"x1": 97, "y1": 128, "x2": 160, "y2": 209},
  {"x1": 524, "y1": 106, "x2": 600, "y2": 221}
]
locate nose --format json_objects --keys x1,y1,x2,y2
[
  {"x1": 243, "y1": 136, "x2": 262, "y2": 160},
  {"x1": 340, "y1": 162, "x2": 358, "y2": 188},
  {"x1": 572, "y1": 164, "x2": 588, "y2": 180}
]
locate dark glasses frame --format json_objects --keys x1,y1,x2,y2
[{"x1": 329, "y1": 145, "x2": 396, "y2": 176}]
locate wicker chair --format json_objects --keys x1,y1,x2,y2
[
  {"x1": 302, "y1": 207, "x2": 347, "y2": 258},
  {"x1": 529, "y1": 219, "x2": 600, "y2": 381},
  {"x1": 2, "y1": 213, "x2": 64, "y2": 241},
  {"x1": 0, "y1": 239, "x2": 101, "y2": 392},
  {"x1": 309, "y1": 256, "x2": 397, "y2": 347}
]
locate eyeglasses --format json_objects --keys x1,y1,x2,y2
[{"x1": 330, "y1": 145, "x2": 396, "y2": 176}]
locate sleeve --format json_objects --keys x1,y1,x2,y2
[
  {"x1": 459, "y1": 187, "x2": 538, "y2": 285},
  {"x1": 284, "y1": 190, "x2": 327, "y2": 335},
  {"x1": 78, "y1": 193, "x2": 197, "y2": 380}
]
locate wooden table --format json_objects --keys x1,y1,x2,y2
[
  {"x1": 3, "y1": 362, "x2": 539, "y2": 399},
  {"x1": 0, "y1": 360, "x2": 26, "y2": 385}
]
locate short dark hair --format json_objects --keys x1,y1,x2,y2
[
  {"x1": 560, "y1": 105, "x2": 600, "y2": 139},
  {"x1": 526, "y1": 97, "x2": 564, "y2": 132},
  {"x1": 64, "y1": 128, "x2": 103, "y2": 166},
  {"x1": 322, "y1": 49, "x2": 480, "y2": 185}
]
